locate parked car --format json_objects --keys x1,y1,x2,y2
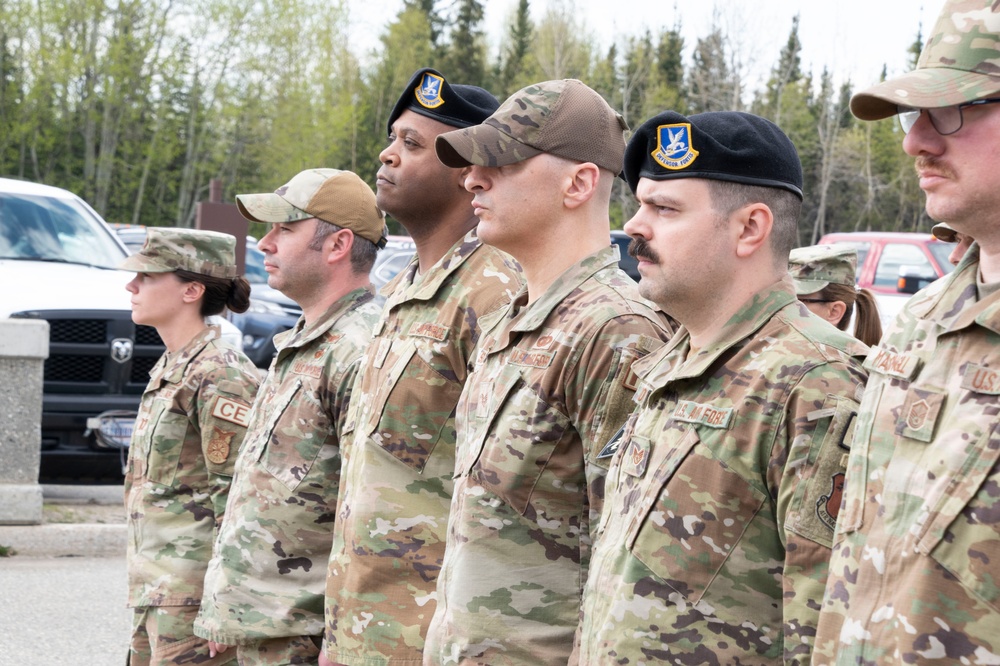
[
  {"x1": 611, "y1": 230, "x2": 640, "y2": 282},
  {"x1": 1, "y1": 178, "x2": 163, "y2": 481},
  {"x1": 817, "y1": 231, "x2": 956, "y2": 326}
]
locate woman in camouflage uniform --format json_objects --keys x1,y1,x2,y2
[
  {"x1": 789, "y1": 244, "x2": 883, "y2": 346},
  {"x1": 121, "y1": 228, "x2": 260, "y2": 666}
]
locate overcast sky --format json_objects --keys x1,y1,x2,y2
[{"x1": 347, "y1": 0, "x2": 943, "y2": 93}]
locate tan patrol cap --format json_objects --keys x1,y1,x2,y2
[
  {"x1": 119, "y1": 227, "x2": 238, "y2": 279},
  {"x1": 236, "y1": 168, "x2": 387, "y2": 248},
  {"x1": 931, "y1": 222, "x2": 959, "y2": 242}
]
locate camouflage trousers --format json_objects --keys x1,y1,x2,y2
[
  {"x1": 236, "y1": 635, "x2": 323, "y2": 666},
  {"x1": 130, "y1": 605, "x2": 237, "y2": 666}
]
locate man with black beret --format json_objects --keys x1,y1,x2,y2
[
  {"x1": 322, "y1": 68, "x2": 522, "y2": 666},
  {"x1": 576, "y1": 110, "x2": 869, "y2": 664}
]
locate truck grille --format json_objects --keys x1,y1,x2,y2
[{"x1": 11, "y1": 310, "x2": 165, "y2": 394}]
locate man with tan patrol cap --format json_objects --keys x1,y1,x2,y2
[
  {"x1": 814, "y1": 0, "x2": 1000, "y2": 662},
  {"x1": 195, "y1": 168, "x2": 384, "y2": 666},
  {"x1": 424, "y1": 79, "x2": 674, "y2": 665}
]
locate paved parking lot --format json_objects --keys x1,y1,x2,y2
[{"x1": 0, "y1": 484, "x2": 129, "y2": 665}]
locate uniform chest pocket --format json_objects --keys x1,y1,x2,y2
[
  {"x1": 465, "y1": 369, "x2": 572, "y2": 516},
  {"x1": 626, "y1": 428, "x2": 766, "y2": 604},
  {"x1": 917, "y1": 422, "x2": 1000, "y2": 612},
  {"x1": 257, "y1": 380, "x2": 330, "y2": 491},
  {"x1": 363, "y1": 338, "x2": 462, "y2": 473},
  {"x1": 145, "y1": 400, "x2": 190, "y2": 487}
]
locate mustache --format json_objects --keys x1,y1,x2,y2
[
  {"x1": 628, "y1": 236, "x2": 659, "y2": 263},
  {"x1": 914, "y1": 156, "x2": 955, "y2": 179}
]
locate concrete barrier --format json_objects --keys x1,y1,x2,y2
[{"x1": 0, "y1": 318, "x2": 49, "y2": 525}]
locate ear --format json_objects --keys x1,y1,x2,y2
[
  {"x1": 181, "y1": 280, "x2": 206, "y2": 304},
  {"x1": 733, "y1": 203, "x2": 773, "y2": 259},
  {"x1": 324, "y1": 228, "x2": 354, "y2": 265},
  {"x1": 564, "y1": 162, "x2": 601, "y2": 209},
  {"x1": 829, "y1": 299, "x2": 848, "y2": 324}
]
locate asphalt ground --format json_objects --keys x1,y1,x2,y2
[{"x1": 0, "y1": 484, "x2": 129, "y2": 665}]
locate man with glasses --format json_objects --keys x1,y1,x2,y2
[{"x1": 813, "y1": 0, "x2": 1000, "y2": 663}]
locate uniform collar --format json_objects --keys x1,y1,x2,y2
[
  {"x1": 152, "y1": 325, "x2": 220, "y2": 386},
  {"x1": 488, "y1": 245, "x2": 619, "y2": 352},
  {"x1": 381, "y1": 227, "x2": 484, "y2": 307},
  {"x1": 273, "y1": 287, "x2": 374, "y2": 358},
  {"x1": 907, "y1": 243, "x2": 1000, "y2": 336},
  {"x1": 636, "y1": 275, "x2": 798, "y2": 387}
]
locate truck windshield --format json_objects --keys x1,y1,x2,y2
[{"x1": 0, "y1": 193, "x2": 126, "y2": 268}]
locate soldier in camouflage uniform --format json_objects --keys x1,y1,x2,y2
[
  {"x1": 424, "y1": 79, "x2": 674, "y2": 665},
  {"x1": 323, "y1": 69, "x2": 521, "y2": 666},
  {"x1": 577, "y1": 111, "x2": 869, "y2": 665},
  {"x1": 122, "y1": 228, "x2": 260, "y2": 666},
  {"x1": 814, "y1": 1, "x2": 1000, "y2": 662},
  {"x1": 194, "y1": 169, "x2": 385, "y2": 666}
]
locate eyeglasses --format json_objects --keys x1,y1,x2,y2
[
  {"x1": 897, "y1": 98, "x2": 1000, "y2": 135},
  {"x1": 798, "y1": 298, "x2": 832, "y2": 304}
]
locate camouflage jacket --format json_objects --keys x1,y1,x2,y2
[
  {"x1": 195, "y1": 289, "x2": 380, "y2": 643},
  {"x1": 814, "y1": 246, "x2": 1000, "y2": 664},
  {"x1": 325, "y1": 229, "x2": 522, "y2": 666},
  {"x1": 579, "y1": 276, "x2": 869, "y2": 665},
  {"x1": 126, "y1": 326, "x2": 259, "y2": 608},
  {"x1": 424, "y1": 247, "x2": 674, "y2": 666}
]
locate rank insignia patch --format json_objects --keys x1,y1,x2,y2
[
  {"x1": 415, "y1": 72, "x2": 445, "y2": 109},
  {"x1": 652, "y1": 123, "x2": 699, "y2": 170}
]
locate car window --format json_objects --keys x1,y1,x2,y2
[
  {"x1": 927, "y1": 242, "x2": 957, "y2": 275},
  {"x1": 874, "y1": 243, "x2": 933, "y2": 287},
  {"x1": 0, "y1": 193, "x2": 125, "y2": 267},
  {"x1": 371, "y1": 248, "x2": 415, "y2": 288}
]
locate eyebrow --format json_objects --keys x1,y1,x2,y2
[{"x1": 639, "y1": 192, "x2": 685, "y2": 209}]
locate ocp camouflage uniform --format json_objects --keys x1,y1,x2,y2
[
  {"x1": 195, "y1": 289, "x2": 380, "y2": 651},
  {"x1": 324, "y1": 229, "x2": 521, "y2": 666},
  {"x1": 579, "y1": 276, "x2": 869, "y2": 665},
  {"x1": 814, "y1": 245, "x2": 1000, "y2": 663},
  {"x1": 423, "y1": 246, "x2": 674, "y2": 665},
  {"x1": 127, "y1": 325, "x2": 259, "y2": 665}
]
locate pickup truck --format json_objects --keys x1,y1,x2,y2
[{"x1": 817, "y1": 231, "x2": 956, "y2": 326}]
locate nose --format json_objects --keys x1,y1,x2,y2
[
  {"x1": 258, "y1": 227, "x2": 277, "y2": 253},
  {"x1": 902, "y1": 111, "x2": 944, "y2": 158},
  {"x1": 623, "y1": 208, "x2": 650, "y2": 239},
  {"x1": 125, "y1": 275, "x2": 139, "y2": 294},
  {"x1": 464, "y1": 165, "x2": 490, "y2": 193},
  {"x1": 379, "y1": 140, "x2": 399, "y2": 166}
]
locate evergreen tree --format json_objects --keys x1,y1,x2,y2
[
  {"x1": 441, "y1": 0, "x2": 487, "y2": 89},
  {"x1": 496, "y1": 0, "x2": 533, "y2": 97}
]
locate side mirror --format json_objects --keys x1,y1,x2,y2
[{"x1": 897, "y1": 265, "x2": 937, "y2": 295}]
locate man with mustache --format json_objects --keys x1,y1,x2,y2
[
  {"x1": 813, "y1": 0, "x2": 1000, "y2": 662},
  {"x1": 577, "y1": 110, "x2": 868, "y2": 664}
]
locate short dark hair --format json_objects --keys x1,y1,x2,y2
[
  {"x1": 707, "y1": 180, "x2": 801, "y2": 264},
  {"x1": 308, "y1": 219, "x2": 378, "y2": 274}
]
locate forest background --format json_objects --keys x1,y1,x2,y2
[{"x1": 0, "y1": 0, "x2": 931, "y2": 243}]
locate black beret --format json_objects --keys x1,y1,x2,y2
[
  {"x1": 386, "y1": 68, "x2": 500, "y2": 136},
  {"x1": 623, "y1": 110, "x2": 803, "y2": 199}
]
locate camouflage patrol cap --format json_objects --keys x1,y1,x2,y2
[
  {"x1": 851, "y1": 0, "x2": 1000, "y2": 120},
  {"x1": 387, "y1": 67, "x2": 500, "y2": 135},
  {"x1": 788, "y1": 244, "x2": 858, "y2": 294},
  {"x1": 119, "y1": 227, "x2": 238, "y2": 279},
  {"x1": 236, "y1": 169, "x2": 387, "y2": 248},
  {"x1": 932, "y1": 221, "x2": 960, "y2": 242},
  {"x1": 435, "y1": 79, "x2": 629, "y2": 174},
  {"x1": 623, "y1": 110, "x2": 803, "y2": 199}
]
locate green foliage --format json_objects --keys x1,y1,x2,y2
[{"x1": 0, "y1": 0, "x2": 930, "y2": 237}]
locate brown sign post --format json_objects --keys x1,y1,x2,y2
[{"x1": 195, "y1": 178, "x2": 249, "y2": 275}]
